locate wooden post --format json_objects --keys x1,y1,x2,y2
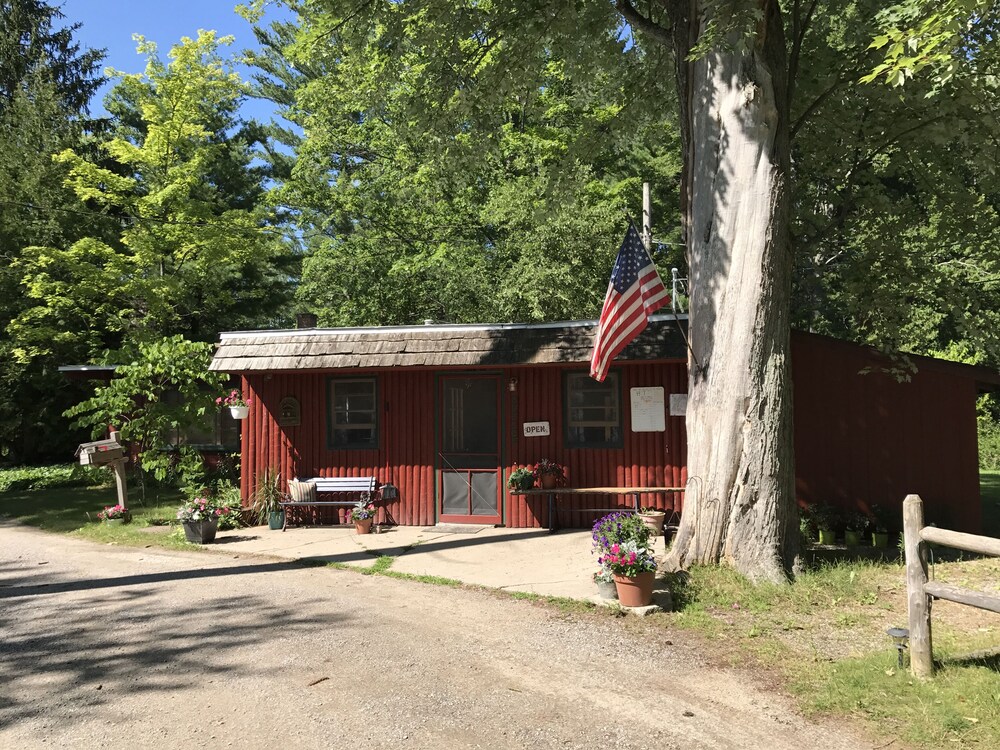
[
  {"x1": 903, "y1": 494, "x2": 933, "y2": 677},
  {"x1": 111, "y1": 459, "x2": 128, "y2": 511}
]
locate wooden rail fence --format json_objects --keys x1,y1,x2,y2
[{"x1": 903, "y1": 494, "x2": 1000, "y2": 678}]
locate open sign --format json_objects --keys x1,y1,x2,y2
[{"x1": 522, "y1": 421, "x2": 550, "y2": 437}]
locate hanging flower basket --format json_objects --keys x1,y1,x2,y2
[{"x1": 217, "y1": 389, "x2": 251, "y2": 419}]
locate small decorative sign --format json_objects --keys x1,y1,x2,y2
[
  {"x1": 277, "y1": 396, "x2": 301, "y2": 427},
  {"x1": 630, "y1": 387, "x2": 665, "y2": 432},
  {"x1": 669, "y1": 393, "x2": 688, "y2": 417},
  {"x1": 523, "y1": 421, "x2": 550, "y2": 437}
]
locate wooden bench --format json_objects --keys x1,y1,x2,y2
[{"x1": 280, "y1": 476, "x2": 381, "y2": 531}]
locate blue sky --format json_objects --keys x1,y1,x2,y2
[{"x1": 61, "y1": 1, "x2": 289, "y2": 120}]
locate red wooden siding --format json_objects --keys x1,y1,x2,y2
[
  {"x1": 236, "y1": 335, "x2": 983, "y2": 533},
  {"x1": 240, "y1": 362, "x2": 687, "y2": 528},
  {"x1": 503, "y1": 363, "x2": 687, "y2": 528},
  {"x1": 241, "y1": 370, "x2": 437, "y2": 526},
  {"x1": 791, "y1": 333, "x2": 981, "y2": 533}
]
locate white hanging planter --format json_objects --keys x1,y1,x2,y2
[{"x1": 229, "y1": 405, "x2": 249, "y2": 420}]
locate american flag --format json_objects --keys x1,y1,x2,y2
[{"x1": 589, "y1": 223, "x2": 669, "y2": 382}]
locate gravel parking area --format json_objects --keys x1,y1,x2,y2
[{"x1": 0, "y1": 521, "x2": 871, "y2": 749}]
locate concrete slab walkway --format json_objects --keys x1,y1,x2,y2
[{"x1": 213, "y1": 523, "x2": 670, "y2": 607}]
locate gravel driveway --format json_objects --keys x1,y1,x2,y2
[{"x1": 0, "y1": 522, "x2": 871, "y2": 749}]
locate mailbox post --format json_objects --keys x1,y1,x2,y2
[{"x1": 75, "y1": 434, "x2": 128, "y2": 510}]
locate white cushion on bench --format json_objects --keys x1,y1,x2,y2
[{"x1": 287, "y1": 479, "x2": 317, "y2": 503}]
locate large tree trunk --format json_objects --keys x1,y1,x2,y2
[{"x1": 661, "y1": 1, "x2": 798, "y2": 582}]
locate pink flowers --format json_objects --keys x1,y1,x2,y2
[
  {"x1": 218, "y1": 389, "x2": 250, "y2": 408},
  {"x1": 97, "y1": 504, "x2": 128, "y2": 521},
  {"x1": 177, "y1": 495, "x2": 226, "y2": 523}
]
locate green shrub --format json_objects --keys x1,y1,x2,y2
[
  {"x1": 213, "y1": 480, "x2": 244, "y2": 530},
  {"x1": 0, "y1": 464, "x2": 108, "y2": 494},
  {"x1": 979, "y1": 415, "x2": 1000, "y2": 471}
]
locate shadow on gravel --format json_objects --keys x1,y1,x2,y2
[
  {"x1": 0, "y1": 561, "x2": 305, "y2": 599},
  {"x1": 0, "y1": 563, "x2": 345, "y2": 730}
]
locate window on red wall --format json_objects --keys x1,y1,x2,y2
[
  {"x1": 327, "y1": 377, "x2": 378, "y2": 449},
  {"x1": 564, "y1": 371, "x2": 622, "y2": 449}
]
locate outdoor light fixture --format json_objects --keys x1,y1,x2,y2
[
  {"x1": 887, "y1": 627, "x2": 909, "y2": 669},
  {"x1": 508, "y1": 378, "x2": 518, "y2": 392}
]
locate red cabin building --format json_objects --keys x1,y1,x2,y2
[{"x1": 209, "y1": 317, "x2": 998, "y2": 534}]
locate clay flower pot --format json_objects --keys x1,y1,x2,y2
[
  {"x1": 355, "y1": 518, "x2": 373, "y2": 535},
  {"x1": 638, "y1": 510, "x2": 666, "y2": 536},
  {"x1": 613, "y1": 571, "x2": 656, "y2": 607}
]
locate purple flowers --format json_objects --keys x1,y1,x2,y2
[{"x1": 592, "y1": 511, "x2": 657, "y2": 577}]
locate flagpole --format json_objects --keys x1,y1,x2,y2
[{"x1": 642, "y1": 181, "x2": 652, "y2": 251}]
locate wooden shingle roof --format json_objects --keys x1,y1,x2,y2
[{"x1": 209, "y1": 316, "x2": 688, "y2": 372}]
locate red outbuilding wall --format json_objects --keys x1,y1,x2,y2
[{"x1": 791, "y1": 332, "x2": 982, "y2": 533}]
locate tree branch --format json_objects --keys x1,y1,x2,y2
[{"x1": 614, "y1": 0, "x2": 673, "y2": 48}]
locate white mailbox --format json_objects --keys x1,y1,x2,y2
[{"x1": 75, "y1": 438, "x2": 124, "y2": 466}]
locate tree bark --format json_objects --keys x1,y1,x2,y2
[{"x1": 661, "y1": 1, "x2": 798, "y2": 582}]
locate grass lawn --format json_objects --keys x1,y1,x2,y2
[
  {"x1": 665, "y1": 556, "x2": 1000, "y2": 748},
  {"x1": 0, "y1": 484, "x2": 193, "y2": 550}
]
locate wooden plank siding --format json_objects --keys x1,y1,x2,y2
[
  {"x1": 222, "y1": 321, "x2": 994, "y2": 532},
  {"x1": 239, "y1": 362, "x2": 688, "y2": 529},
  {"x1": 790, "y1": 332, "x2": 982, "y2": 535}
]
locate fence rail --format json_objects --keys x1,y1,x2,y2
[{"x1": 903, "y1": 494, "x2": 1000, "y2": 678}]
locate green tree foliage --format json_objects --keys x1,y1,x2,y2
[
  {"x1": 791, "y1": 3, "x2": 1000, "y2": 366},
  {"x1": 10, "y1": 30, "x2": 295, "y2": 364},
  {"x1": 253, "y1": 1, "x2": 682, "y2": 325},
  {"x1": 0, "y1": 1, "x2": 113, "y2": 463},
  {"x1": 64, "y1": 336, "x2": 226, "y2": 494}
]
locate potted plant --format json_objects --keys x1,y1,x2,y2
[
  {"x1": 870, "y1": 504, "x2": 891, "y2": 548},
  {"x1": 216, "y1": 388, "x2": 251, "y2": 420},
  {"x1": 593, "y1": 564, "x2": 618, "y2": 600},
  {"x1": 177, "y1": 495, "x2": 226, "y2": 544},
  {"x1": 810, "y1": 503, "x2": 839, "y2": 546},
  {"x1": 844, "y1": 511, "x2": 869, "y2": 547},
  {"x1": 97, "y1": 504, "x2": 129, "y2": 525},
  {"x1": 507, "y1": 467, "x2": 535, "y2": 491},
  {"x1": 600, "y1": 541, "x2": 658, "y2": 607},
  {"x1": 250, "y1": 468, "x2": 287, "y2": 530},
  {"x1": 637, "y1": 506, "x2": 667, "y2": 536},
  {"x1": 351, "y1": 499, "x2": 377, "y2": 534},
  {"x1": 532, "y1": 458, "x2": 564, "y2": 490},
  {"x1": 591, "y1": 510, "x2": 656, "y2": 606},
  {"x1": 592, "y1": 510, "x2": 653, "y2": 553}
]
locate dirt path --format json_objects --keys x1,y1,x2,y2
[{"x1": 0, "y1": 522, "x2": 871, "y2": 749}]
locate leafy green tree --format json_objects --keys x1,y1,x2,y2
[
  {"x1": 64, "y1": 336, "x2": 226, "y2": 496},
  {"x1": 10, "y1": 30, "x2": 296, "y2": 357},
  {"x1": 0, "y1": 1, "x2": 112, "y2": 463},
  {"x1": 248, "y1": 1, "x2": 681, "y2": 326}
]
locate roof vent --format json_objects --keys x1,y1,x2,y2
[
  {"x1": 423, "y1": 319, "x2": 435, "y2": 325},
  {"x1": 296, "y1": 312, "x2": 318, "y2": 329}
]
